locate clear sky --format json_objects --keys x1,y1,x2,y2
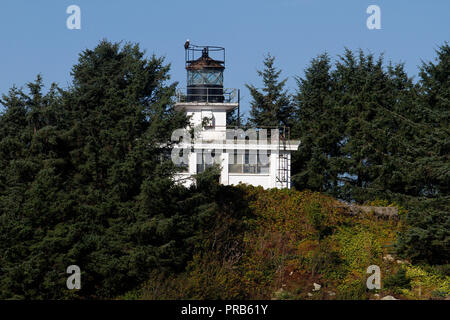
[{"x1": 0, "y1": 0, "x2": 449, "y2": 117}]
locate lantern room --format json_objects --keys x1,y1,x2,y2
[{"x1": 185, "y1": 43, "x2": 225, "y2": 103}]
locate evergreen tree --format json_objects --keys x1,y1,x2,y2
[
  {"x1": 226, "y1": 107, "x2": 240, "y2": 127},
  {"x1": 0, "y1": 40, "x2": 199, "y2": 299},
  {"x1": 413, "y1": 43, "x2": 450, "y2": 196},
  {"x1": 396, "y1": 44, "x2": 450, "y2": 265},
  {"x1": 291, "y1": 49, "x2": 431, "y2": 202},
  {"x1": 332, "y1": 49, "x2": 412, "y2": 201},
  {"x1": 291, "y1": 46, "x2": 449, "y2": 264},
  {"x1": 396, "y1": 197, "x2": 449, "y2": 265},
  {"x1": 291, "y1": 53, "x2": 342, "y2": 195},
  {"x1": 246, "y1": 54, "x2": 293, "y2": 128}
]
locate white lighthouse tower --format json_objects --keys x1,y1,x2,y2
[{"x1": 173, "y1": 43, "x2": 300, "y2": 189}]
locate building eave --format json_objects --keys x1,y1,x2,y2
[{"x1": 175, "y1": 102, "x2": 238, "y2": 112}]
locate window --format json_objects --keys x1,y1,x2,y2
[
  {"x1": 243, "y1": 150, "x2": 257, "y2": 173},
  {"x1": 258, "y1": 151, "x2": 270, "y2": 174},
  {"x1": 187, "y1": 70, "x2": 223, "y2": 86},
  {"x1": 229, "y1": 150, "x2": 270, "y2": 174},
  {"x1": 196, "y1": 150, "x2": 221, "y2": 173},
  {"x1": 228, "y1": 149, "x2": 242, "y2": 173}
]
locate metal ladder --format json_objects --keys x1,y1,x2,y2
[{"x1": 276, "y1": 127, "x2": 290, "y2": 188}]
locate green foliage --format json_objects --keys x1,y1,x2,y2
[
  {"x1": 136, "y1": 252, "x2": 246, "y2": 300},
  {"x1": 395, "y1": 264, "x2": 450, "y2": 299},
  {"x1": 304, "y1": 200, "x2": 332, "y2": 240},
  {"x1": 396, "y1": 199, "x2": 450, "y2": 265},
  {"x1": 336, "y1": 278, "x2": 368, "y2": 300},
  {"x1": 291, "y1": 53, "x2": 340, "y2": 194},
  {"x1": 290, "y1": 45, "x2": 449, "y2": 266},
  {"x1": 384, "y1": 267, "x2": 411, "y2": 292},
  {"x1": 1, "y1": 41, "x2": 448, "y2": 300},
  {"x1": 246, "y1": 54, "x2": 293, "y2": 128},
  {"x1": 333, "y1": 226, "x2": 383, "y2": 273},
  {"x1": 0, "y1": 40, "x2": 198, "y2": 299}
]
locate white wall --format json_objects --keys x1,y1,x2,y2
[
  {"x1": 174, "y1": 150, "x2": 293, "y2": 190},
  {"x1": 173, "y1": 102, "x2": 299, "y2": 190}
]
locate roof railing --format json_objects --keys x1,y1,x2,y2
[{"x1": 175, "y1": 87, "x2": 239, "y2": 104}]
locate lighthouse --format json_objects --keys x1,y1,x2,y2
[{"x1": 173, "y1": 42, "x2": 300, "y2": 189}]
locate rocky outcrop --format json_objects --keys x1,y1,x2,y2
[{"x1": 337, "y1": 201, "x2": 399, "y2": 219}]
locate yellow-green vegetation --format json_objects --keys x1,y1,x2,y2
[
  {"x1": 396, "y1": 265, "x2": 450, "y2": 299},
  {"x1": 135, "y1": 185, "x2": 449, "y2": 300}
]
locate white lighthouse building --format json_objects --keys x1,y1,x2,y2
[{"x1": 172, "y1": 43, "x2": 300, "y2": 189}]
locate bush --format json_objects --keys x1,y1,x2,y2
[
  {"x1": 384, "y1": 267, "x2": 411, "y2": 293},
  {"x1": 336, "y1": 278, "x2": 368, "y2": 300}
]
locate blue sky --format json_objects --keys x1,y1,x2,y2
[{"x1": 0, "y1": 0, "x2": 449, "y2": 117}]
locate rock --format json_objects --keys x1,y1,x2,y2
[
  {"x1": 336, "y1": 201, "x2": 398, "y2": 219},
  {"x1": 358, "y1": 206, "x2": 398, "y2": 218},
  {"x1": 307, "y1": 293, "x2": 313, "y2": 297},
  {"x1": 282, "y1": 284, "x2": 286, "y2": 287},
  {"x1": 289, "y1": 271, "x2": 293, "y2": 276},
  {"x1": 313, "y1": 283, "x2": 321, "y2": 291},
  {"x1": 396, "y1": 259, "x2": 409, "y2": 264},
  {"x1": 383, "y1": 254, "x2": 395, "y2": 262},
  {"x1": 381, "y1": 295, "x2": 397, "y2": 300},
  {"x1": 374, "y1": 294, "x2": 380, "y2": 298},
  {"x1": 328, "y1": 291, "x2": 336, "y2": 296}
]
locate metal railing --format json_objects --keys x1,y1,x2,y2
[
  {"x1": 225, "y1": 126, "x2": 291, "y2": 142},
  {"x1": 176, "y1": 87, "x2": 239, "y2": 104},
  {"x1": 185, "y1": 45, "x2": 225, "y2": 67}
]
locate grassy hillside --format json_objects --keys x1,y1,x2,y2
[{"x1": 129, "y1": 185, "x2": 449, "y2": 300}]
